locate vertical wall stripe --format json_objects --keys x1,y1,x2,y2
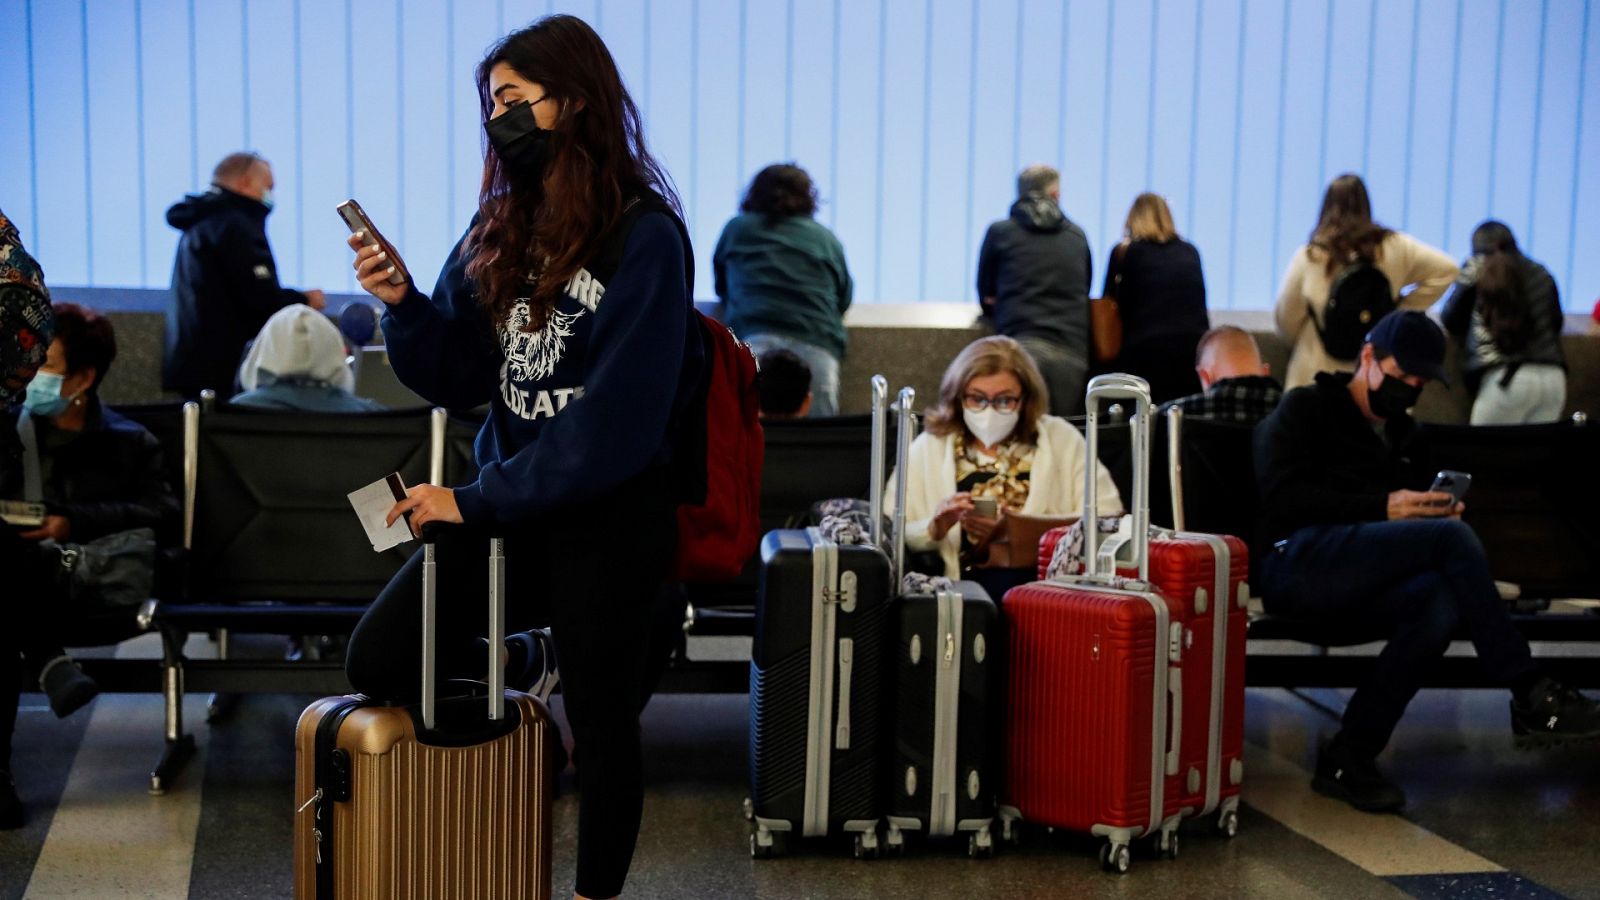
[
  {"x1": 1401, "y1": 0, "x2": 1421, "y2": 229},
  {"x1": 917, "y1": 0, "x2": 934, "y2": 300},
  {"x1": 1267, "y1": 1, "x2": 1292, "y2": 299},
  {"x1": 79, "y1": 0, "x2": 93, "y2": 281},
  {"x1": 873, "y1": 0, "x2": 887, "y2": 301},
  {"x1": 1055, "y1": 0, "x2": 1070, "y2": 168},
  {"x1": 1185, "y1": 0, "x2": 1204, "y2": 237},
  {"x1": 292, "y1": 0, "x2": 304, "y2": 282},
  {"x1": 395, "y1": 1, "x2": 406, "y2": 250},
  {"x1": 736, "y1": 0, "x2": 747, "y2": 182},
  {"x1": 1316, "y1": 0, "x2": 1334, "y2": 185},
  {"x1": 1144, "y1": 0, "x2": 1159, "y2": 190},
  {"x1": 1227, "y1": 0, "x2": 1248, "y2": 309},
  {"x1": 446, "y1": 7, "x2": 455, "y2": 225},
  {"x1": 689, "y1": 0, "x2": 700, "y2": 233},
  {"x1": 1013, "y1": 0, "x2": 1026, "y2": 174},
  {"x1": 497, "y1": 0, "x2": 505, "y2": 34},
  {"x1": 26, "y1": 0, "x2": 39, "y2": 242},
  {"x1": 829, "y1": 0, "x2": 842, "y2": 228},
  {"x1": 1443, "y1": 5, "x2": 1464, "y2": 242},
  {"x1": 1526, "y1": 0, "x2": 1549, "y2": 248},
  {"x1": 1361, "y1": 0, "x2": 1378, "y2": 176},
  {"x1": 344, "y1": 0, "x2": 354, "y2": 227},
  {"x1": 784, "y1": 0, "x2": 794, "y2": 158},
  {"x1": 187, "y1": 0, "x2": 198, "y2": 188},
  {"x1": 1567, "y1": 0, "x2": 1592, "y2": 296},
  {"x1": 1097, "y1": 1, "x2": 1117, "y2": 246},
  {"x1": 134, "y1": 0, "x2": 149, "y2": 284},
  {"x1": 1487, "y1": 0, "x2": 1506, "y2": 212},
  {"x1": 964, "y1": 0, "x2": 982, "y2": 296},
  {"x1": 241, "y1": 1, "x2": 251, "y2": 149}
]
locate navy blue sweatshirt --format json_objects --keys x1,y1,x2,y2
[{"x1": 381, "y1": 211, "x2": 702, "y2": 524}]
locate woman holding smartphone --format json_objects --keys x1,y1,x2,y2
[{"x1": 341, "y1": 16, "x2": 701, "y2": 899}]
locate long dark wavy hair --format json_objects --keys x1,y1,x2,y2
[
  {"x1": 1471, "y1": 220, "x2": 1531, "y2": 355},
  {"x1": 464, "y1": 15, "x2": 682, "y2": 331},
  {"x1": 1308, "y1": 173, "x2": 1393, "y2": 275}
]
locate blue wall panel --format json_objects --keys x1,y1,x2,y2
[{"x1": 2, "y1": 0, "x2": 1595, "y2": 311}]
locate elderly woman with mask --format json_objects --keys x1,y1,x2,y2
[
  {"x1": 231, "y1": 303, "x2": 384, "y2": 412},
  {"x1": 888, "y1": 335, "x2": 1123, "y2": 599}
]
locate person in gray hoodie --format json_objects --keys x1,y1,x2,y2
[{"x1": 976, "y1": 165, "x2": 1093, "y2": 417}]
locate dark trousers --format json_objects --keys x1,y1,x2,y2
[
  {"x1": 0, "y1": 533, "x2": 68, "y2": 769},
  {"x1": 1014, "y1": 335, "x2": 1088, "y2": 418},
  {"x1": 344, "y1": 471, "x2": 678, "y2": 900},
  {"x1": 1260, "y1": 518, "x2": 1538, "y2": 758}
]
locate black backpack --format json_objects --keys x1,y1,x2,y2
[{"x1": 1310, "y1": 260, "x2": 1394, "y2": 360}]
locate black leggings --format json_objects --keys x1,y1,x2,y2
[
  {"x1": 344, "y1": 473, "x2": 678, "y2": 899},
  {"x1": 0, "y1": 533, "x2": 69, "y2": 768}
]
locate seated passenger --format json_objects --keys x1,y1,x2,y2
[
  {"x1": 756, "y1": 348, "x2": 813, "y2": 420},
  {"x1": 889, "y1": 335, "x2": 1122, "y2": 599},
  {"x1": 1162, "y1": 325, "x2": 1283, "y2": 425},
  {"x1": 1, "y1": 303, "x2": 179, "y2": 829},
  {"x1": 1254, "y1": 310, "x2": 1600, "y2": 814},
  {"x1": 231, "y1": 303, "x2": 385, "y2": 412}
]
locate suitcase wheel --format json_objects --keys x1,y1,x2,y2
[
  {"x1": 1099, "y1": 841, "x2": 1132, "y2": 874},
  {"x1": 884, "y1": 825, "x2": 905, "y2": 857},
  {"x1": 741, "y1": 797, "x2": 754, "y2": 822},
  {"x1": 749, "y1": 824, "x2": 781, "y2": 859},
  {"x1": 852, "y1": 830, "x2": 881, "y2": 861},
  {"x1": 1218, "y1": 809, "x2": 1239, "y2": 839},
  {"x1": 1157, "y1": 830, "x2": 1180, "y2": 860},
  {"x1": 967, "y1": 827, "x2": 994, "y2": 859}
]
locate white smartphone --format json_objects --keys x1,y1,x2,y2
[{"x1": 1429, "y1": 470, "x2": 1472, "y2": 506}]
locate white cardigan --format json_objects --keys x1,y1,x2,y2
[{"x1": 886, "y1": 415, "x2": 1124, "y2": 579}]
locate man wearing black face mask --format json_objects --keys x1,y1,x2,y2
[{"x1": 1253, "y1": 310, "x2": 1600, "y2": 814}]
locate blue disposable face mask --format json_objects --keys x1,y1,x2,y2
[
  {"x1": 259, "y1": 188, "x2": 275, "y2": 211},
  {"x1": 23, "y1": 371, "x2": 76, "y2": 418}
]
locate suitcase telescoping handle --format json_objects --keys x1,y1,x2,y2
[
  {"x1": 892, "y1": 386, "x2": 917, "y2": 586},
  {"x1": 419, "y1": 523, "x2": 507, "y2": 731},
  {"x1": 1082, "y1": 373, "x2": 1153, "y2": 583},
  {"x1": 869, "y1": 375, "x2": 889, "y2": 549}
]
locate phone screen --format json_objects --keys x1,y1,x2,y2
[{"x1": 973, "y1": 497, "x2": 998, "y2": 519}]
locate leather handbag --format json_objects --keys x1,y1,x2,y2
[
  {"x1": 42, "y1": 528, "x2": 158, "y2": 609},
  {"x1": 978, "y1": 512, "x2": 1080, "y2": 570}
]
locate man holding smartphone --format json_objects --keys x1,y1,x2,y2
[{"x1": 1254, "y1": 311, "x2": 1600, "y2": 814}]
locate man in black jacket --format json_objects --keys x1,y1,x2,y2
[
  {"x1": 1254, "y1": 310, "x2": 1600, "y2": 813},
  {"x1": 976, "y1": 165, "x2": 1092, "y2": 417},
  {"x1": 163, "y1": 152, "x2": 325, "y2": 398}
]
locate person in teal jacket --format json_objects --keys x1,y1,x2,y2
[{"x1": 714, "y1": 163, "x2": 852, "y2": 416}]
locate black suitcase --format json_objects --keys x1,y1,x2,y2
[
  {"x1": 748, "y1": 376, "x2": 895, "y2": 859},
  {"x1": 884, "y1": 579, "x2": 1001, "y2": 857},
  {"x1": 747, "y1": 528, "x2": 893, "y2": 858}
]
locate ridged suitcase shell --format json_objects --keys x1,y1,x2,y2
[{"x1": 293, "y1": 692, "x2": 554, "y2": 899}]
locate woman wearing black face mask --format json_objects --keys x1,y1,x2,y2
[{"x1": 342, "y1": 15, "x2": 701, "y2": 900}]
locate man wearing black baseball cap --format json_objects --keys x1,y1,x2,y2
[{"x1": 1253, "y1": 310, "x2": 1600, "y2": 813}]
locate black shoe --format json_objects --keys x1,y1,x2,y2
[
  {"x1": 1511, "y1": 678, "x2": 1600, "y2": 747},
  {"x1": 1312, "y1": 738, "x2": 1406, "y2": 813},
  {"x1": 0, "y1": 771, "x2": 22, "y2": 830},
  {"x1": 38, "y1": 656, "x2": 99, "y2": 719}
]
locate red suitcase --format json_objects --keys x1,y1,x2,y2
[{"x1": 1000, "y1": 375, "x2": 1245, "y2": 873}]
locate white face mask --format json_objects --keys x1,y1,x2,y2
[{"x1": 963, "y1": 406, "x2": 1019, "y2": 448}]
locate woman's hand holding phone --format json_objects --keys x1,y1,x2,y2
[{"x1": 348, "y1": 232, "x2": 410, "y2": 305}]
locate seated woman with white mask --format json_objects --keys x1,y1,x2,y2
[{"x1": 887, "y1": 335, "x2": 1123, "y2": 599}]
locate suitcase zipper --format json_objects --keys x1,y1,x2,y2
[{"x1": 311, "y1": 698, "x2": 366, "y2": 899}]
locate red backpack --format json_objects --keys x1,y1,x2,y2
[{"x1": 673, "y1": 313, "x2": 763, "y2": 582}]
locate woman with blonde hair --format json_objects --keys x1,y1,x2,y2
[
  {"x1": 887, "y1": 335, "x2": 1122, "y2": 598},
  {"x1": 1276, "y1": 173, "x2": 1457, "y2": 389},
  {"x1": 1099, "y1": 192, "x2": 1210, "y2": 402}
]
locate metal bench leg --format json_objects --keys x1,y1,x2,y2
[
  {"x1": 150, "y1": 630, "x2": 196, "y2": 796},
  {"x1": 206, "y1": 628, "x2": 236, "y2": 723}
]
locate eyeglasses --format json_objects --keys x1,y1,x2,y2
[{"x1": 962, "y1": 392, "x2": 1022, "y2": 413}]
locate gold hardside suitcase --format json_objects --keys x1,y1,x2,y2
[{"x1": 294, "y1": 535, "x2": 554, "y2": 899}]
